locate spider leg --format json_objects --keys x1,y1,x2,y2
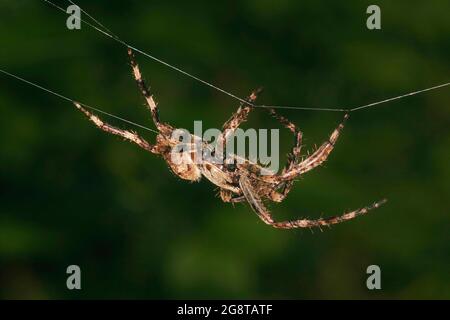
[
  {"x1": 287, "y1": 113, "x2": 348, "y2": 178},
  {"x1": 271, "y1": 199, "x2": 386, "y2": 229},
  {"x1": 74, "y1": 102, "x2": 158, "y2": 154},
  {"x1": 265, "y1": 113, "x2": 349, "y2": 183},
  {"x1": 127, "y1": 48, "x2": 172, "y2": 135},
  {"x1": 267, "y1": 111, "x2": 303, "y2": 197},
  {"x1": 231, "y1": 122, "x2": 301, "y2": 202},
  {"x1": 219, "y1": 189, "x2": 246, "y2": 203},
  {"x1": 213, "y1": 88, "x2": 262, "y2": 161},
  {"x1": 272, "y1": 129, "x2": 302, "y2": 200},
  {"x1": 241, "y1": 112, "x2": 346, "y2": 203},
  {"x1": 268, "y1": 111, "x2": 303, "y2": 171},
  {"x1": 233, "y1": 161, "x2": 292, "y2": 203},
  {"x1": 220, "y1": 87, "x2": 302, "y2": 167},
  {"x1": 221, "y1": 88, "x2": 262, "y2": 136},
  {"x1": 264, "y1": 108, "x2": 303, "y2": 170},
  {"x1": 221, "y1": 89, "x2": 302, "y2": 149},
  {"x1": 239, "y1": 175, "x2": 386, "y2": 229},
  {"x1": 220, "y1": 90, "x2": 303, "y2": 187}
]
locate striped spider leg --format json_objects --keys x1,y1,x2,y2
[
  {"x1": 235, "y1": 115, "x2": 387, "y2": 229},
  {"x1": 240, "y1": 172, "x2": 386, "y2": 229}
]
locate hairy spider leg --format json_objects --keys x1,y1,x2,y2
[
  {"x1": 221, "y1": 89, "x2": 303, "y2": 161},
  {"x1": 127, "y1": 48, "x2": 173, "y2": 135},
  {"x1": 239, "y1": 175, "x2": 386, "y2": 229},
  {"x1": 262, "y1": 113, "x2": 349, "y2": 184},
  {"x1": 220, "y1": 88, "x2": 263, "y2": 140},
  {"x1": 265, "y1": 109, "x2": 303, "y2": 200},
  {"x1": 286, "y1": 113, "x2": 349, "y2": 178},
  {"x1": 73, "y1": 102, "x2": 158, "y2": 153}
]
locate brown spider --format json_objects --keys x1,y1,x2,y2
[{"x1": 73, "y1": 48, "x2": 386, "y2": 230}]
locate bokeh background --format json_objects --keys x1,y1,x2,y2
[{"x1": 0, "y1": 0, "x2": 449, "y2": 299}]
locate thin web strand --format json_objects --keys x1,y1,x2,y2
[
  {"x1": 63, "y1": 1, "x2": 334, "y2": 111},
  {"x1": 61, "y1": 1, "x2": 333, "y2": 111},
  {"x1": 48, "y1": 0, "x2": 450, "y2": 113},
  {"x1": 66, "y1": 0, "x2": 117, "y2": 38},
  {"x1": 349, "y1": 82, "x2": 450, "y2": 112},
  {"x1": 44, "y1": 0, "x2": 262, "y2": 109},
  {"x1": 261, "y1": 82, "x2": 450, "y2": 112},
  {"x1": 0, "y1": 68, "x2": 160, "y2": 135}
]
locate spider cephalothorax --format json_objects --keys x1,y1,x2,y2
[{"x1": 74, "y1": 48, "x2": 386, "y2": 230}]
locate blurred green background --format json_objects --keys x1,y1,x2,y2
[{"x1": 0, "y1": 0, "x2": 449, "y2": 299}]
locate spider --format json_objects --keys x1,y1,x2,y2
[{"x1": 73, "y1": 48, "x2": 386, "y2": 230}]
